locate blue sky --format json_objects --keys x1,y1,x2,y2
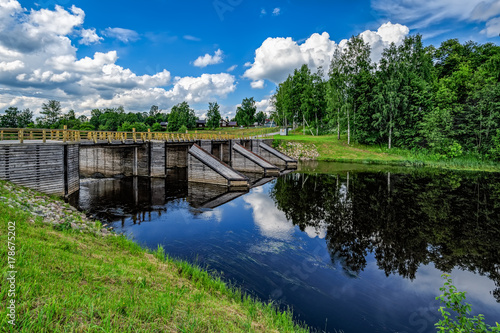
[{"x1": 1, "y1": 0, "x2": 500, "y2": 120}]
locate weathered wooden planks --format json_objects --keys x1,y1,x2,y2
[
  {"x1": 0, "y1": 143, "x2": 79, "y2": 196},
  {"x1": 188, "y1": 144, "x2": 248, "y2": 187},
  {"x1": 258, "y1": 142, "x2": 298, "y2": 168},
  {"x1": 231, "y1": 143, "x2": 280, "y2": 176}
]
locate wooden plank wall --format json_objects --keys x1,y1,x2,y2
[
  {"x1": 221, "y1": 141, "x2": 231, "y2": 163},
  {"x1": 136, "y1": 144, "x2": 149, "y2": 177},
  {"x1": 150, "y1": 142, "x2": 166, "y2": 177},
  {"x1": 212, "y1": 143, "x2": 221, "y2": 160},
  {"x1": 257, "y1": 149, "x2": 288, "y2": 166},
  {"x1": 0, "y1": 143, "x2": 79, "y2": 196},
  {"x1": 231, "y1": 149, "x2": 265, "y2": 173},
  {"x1": 187, "y1": 154, "x2": 228, "y2": 186},
  {"x1": 166, "y1": 145, "x2": 189, "y2": 168},
  {"x1": 200, "y1": 140, "x2": 212, "y2": 153},
  {"x1": 79, "y1": 145, "x2": 142, "y2": 177}
]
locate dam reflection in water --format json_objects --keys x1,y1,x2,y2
[{"x1": 70, "y1": 165, "x2": 500, "y2": 333}]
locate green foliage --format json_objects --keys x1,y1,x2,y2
[
  {"x1": 0, "y1": 107, "x2": 33, "y2": 128},
  {"x1": 489, "y1": 129, "x2": 500, "y2": 160},
  {"x1": 178, "y1": 125, "x2": 187, "y2": 133},
  {"x1": 151, "y1": 122, "x2": 163, "y2": 132},
  {"x1": 436, "y1": 274, "x2": 500, "y2": 332},
  {"x1": 255, "y1": 111, "x2": 266, "y2": 125},
  {"x1": 271, "y1": 35, "x2": 500, "y2": 161},
  {"x1": 168, "y1": 101, "x2": 196, "y2": 131},
  {"x1": 206, "y1": 102, "x2": 221, "y2": 129},
  {"x1": 39, "y1": 100, "x2": 62, "y2": 128},
  {"x1": 235, "y1": 97, "x2": 256, "y2": 127},
  {"x1": 78, "y1": 122, "x2": 95, "y2": 131}
]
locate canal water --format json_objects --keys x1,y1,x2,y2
[{"x1": 71, "y1": 162, "x2": 500, "y2": 332}]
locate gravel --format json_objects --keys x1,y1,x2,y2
[{"x1": 1, "y1": 182, "x2": 115, "y2": 237}]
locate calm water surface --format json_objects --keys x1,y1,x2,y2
[{"x1": 71, "y1": 162, "x2": 500, "y2": 332}]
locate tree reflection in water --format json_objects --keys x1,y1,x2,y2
[{"x1": 270, "y1": 170, "x2": 500, "y2": 302}]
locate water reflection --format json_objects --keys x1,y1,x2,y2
[
  {"x1": 71, "y1": 167, "x2": 500, "y2": 332},
  {"x1": 271, "y1": 171, "x2": 500, "y2": 302}
]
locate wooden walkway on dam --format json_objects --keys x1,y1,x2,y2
[{"x1": 0, "y1": 127, "x2": 297, "y2": 196}]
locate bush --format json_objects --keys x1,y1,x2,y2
[
  {"x1": 151, "y1": 122, "x2": 163, "y2": 132},
  {"x1": 178, "y1": 125, "x2": 188, "y2": 133},
  {"x1": 435, "y1": 274, "x2": 500, "y2": 332}
]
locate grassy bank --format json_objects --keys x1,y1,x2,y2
[
  {"x1": 0, "y1": 180, "x2": 307, "y2": 332},
  {"x1": 273, "y1": 133, "x2": 500, "y2": 172}
]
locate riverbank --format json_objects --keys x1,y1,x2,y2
[
  {"x1": 0, "y1": 180, "x2": 307, "y2": 332},
  {"x1": 273, "y1": 133, "x2": 500, "y2": 172}
]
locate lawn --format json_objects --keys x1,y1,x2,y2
[{"x1": 272, "y1": 132, "x2": 500, "y2": 172}]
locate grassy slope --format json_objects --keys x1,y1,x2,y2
[
  {"x1": 0, "y1": 181, "x2": 307, "y2": 333},
  {"x1": 273, "y1": 133, "x2": 500, "y2": 172}
]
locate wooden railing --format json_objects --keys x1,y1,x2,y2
[{"x1": 0, "y1": 127, "x2": 260, "y2": 144}]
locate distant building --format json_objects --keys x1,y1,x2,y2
[
  {"x1": 196, "y1": 119, "x2": 206, "y2": 128},
  {"x1": 160, "y1": 122, "x2": 168, "y2": 129},
  {"x1": 220, "y1": 118, "x2": 229, "y2": 127},
  {"x1": 264, "y1": 119, "x2": 276, "y2": 127},
  {"x1": 228, "y1": 121, "x2": 238, "y2": 127}
]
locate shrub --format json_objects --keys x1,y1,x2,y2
[{"x1": 435, "y1": 274, "x2": 500, "y2": 332}]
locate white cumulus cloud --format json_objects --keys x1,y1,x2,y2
[
  {"x1": 0, "y1": 1, "x2": 237, "y2": 116},
  {"x1": 272, "y1": 8, "x2": 281, "y2": 16},
  {"x1": 250, "y1": 79, "x2": 265, "y2": 89},
  {"x1": 359, "y1": 22, "x2": 410, "y2": 63},
  {"x1": 193, "y1": 49, "x2": 224, "y2": 68},
  {"x1": 244, "y1": 23, "x2": 410, "y2": 86},
  {"x1": 79, "y1": 28, "x2": 103, "y2": 45},
  {"x1": 255, "y1": 96, "x2": 274, "y2": 113},
  {"x1": 167, "y1": 73, "x2": 236, "y2": 103},
  {"x1": 0, "y1": 60, "x2": 24, "y2": 72}
]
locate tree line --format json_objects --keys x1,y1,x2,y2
[
  {"x1": 0, "y1": 98, "x2": 268, "y2": 133},
  {"x1": 272, "y1": 35, "x2": 500, "y2": 160}
]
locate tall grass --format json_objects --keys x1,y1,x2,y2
[{"x1": 0, "y1": 181, "x2": 308, "y2": 333}]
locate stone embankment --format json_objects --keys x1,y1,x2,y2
[
  {"x1": 275, "y1": 141, "x2": 320, "y2": 160},
  {"x1": 0, "y1": 181, "x2": 114, "y2": 236}
]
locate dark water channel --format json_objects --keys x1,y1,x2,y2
[{"x1": 70, "y1": 162, "x2": 500, "y2": 332}]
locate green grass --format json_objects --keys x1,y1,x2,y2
[
  {"x1": 0, "y1": 181, "x2": 307, "y2": 333},
  {"x1": 273, "y1": 132, "x2": 500, "y2": 172}
]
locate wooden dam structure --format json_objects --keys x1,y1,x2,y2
[{"x1": 0, "y1": 128, "x2": 297, "y2": 197}]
